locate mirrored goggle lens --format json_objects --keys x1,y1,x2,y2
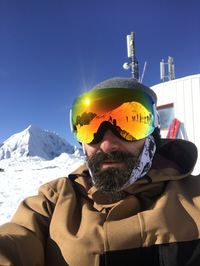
[{"x1": 71, "y1": 88, "x2": 155, "y2": 144}]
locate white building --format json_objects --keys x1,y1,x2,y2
[{"x1": 151, "y1": 74, "x2": 200, "y2": 175}]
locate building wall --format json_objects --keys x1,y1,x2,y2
[{"x1": 151, "y1": 74, "x2": 200, "y2": 175}]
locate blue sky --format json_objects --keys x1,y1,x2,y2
[{"x1": 1, "y1": 0, "x2": 200, "y2": 146}]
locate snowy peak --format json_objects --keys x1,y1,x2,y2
[{"x1": 0, "y1": 125, "x2": 74, "y2": 160}]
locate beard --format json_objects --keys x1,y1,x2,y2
[{"x1": 87, "y1": 150, "x2": 139, "y2": 196}]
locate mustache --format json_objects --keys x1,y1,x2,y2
[{"x1": 87, "y1": 151, "x2": 137, "y2": 167}]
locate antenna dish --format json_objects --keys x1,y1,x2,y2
[{"x1": 123, "y1": 62, "x2": 130, "y2": 70}]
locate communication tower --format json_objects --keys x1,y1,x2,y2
[
  {"x1": 160, "y1": 56, "x2": 175, "y2": 81},
  {"x1": 123, "y1": 32, "x2": 139, "y2": 80}
]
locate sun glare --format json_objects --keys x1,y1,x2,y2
[{"x1": 84, "y1": 98, "x2": 91, "y2": 106}]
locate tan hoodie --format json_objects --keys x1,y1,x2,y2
[{"x1": 0, "y1": 139, "x2": 200, "y2": 266}]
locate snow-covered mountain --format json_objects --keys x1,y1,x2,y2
[
  {"x1": 0, "y1": 125, "x2": 85, "y2": 224},
  {"x1": 0, "y1": 125, "x2": 75, "y2": 160}
]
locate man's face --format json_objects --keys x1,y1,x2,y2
[{"x1": 84, "y1": 130, "x2": 145, "y2": 193}]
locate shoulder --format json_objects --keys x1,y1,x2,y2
[
  {"x1": 38, "y1": 177, "x2": 73, "y2": 203},
  {"x1": 38, "y1": 164, "x2": 88, "y2": 202}
]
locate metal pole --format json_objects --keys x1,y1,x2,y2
[
  {"x1": 130, "y1": 32, "x2": 139, "y2": 80},
  {"x1": 124, "y1": 32, "x2": 139, "y2": 80}
]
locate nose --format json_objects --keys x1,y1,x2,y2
[{"x1": 99, "y1": 130, "x2": 120, "y2": 153}]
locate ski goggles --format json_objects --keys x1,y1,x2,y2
[{"x1": 70, "y1": 87, "x2": 157, "y2": 144}]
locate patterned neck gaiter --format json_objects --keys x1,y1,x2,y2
[{"x1": 120, "y1": 135, "x2": 156, "y2": 190}]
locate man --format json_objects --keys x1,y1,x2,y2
[{"x1": 0, "y1": 77, "x2": 200, "y2": 266}]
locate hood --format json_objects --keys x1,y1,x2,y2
[{"x1": 156, "y1": 138, "x2": 197, "y2": 176}]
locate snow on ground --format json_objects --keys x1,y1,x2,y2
[{"x1": 0, "y1": 153, "x2": 84, "y2": 225}]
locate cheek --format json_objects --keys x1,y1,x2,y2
[
  {"x1": 83, "y1": 144, "x2": 98, "y2": 157},
  {"x1": 125, "y1": 140, "x2": 145, "y2": 156}
]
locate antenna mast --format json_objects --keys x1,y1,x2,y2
[
  {"x1": 123, "y1": 32, "x2": 139, "y2": 80},
  {"x1": 160, "y1": 56, "x2": 175, "y2": 81}
]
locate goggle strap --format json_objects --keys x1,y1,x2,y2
[
  {"x1": 153, "y1": 104, "x2": 159, "y2": 128},
  {"x1": 69, "y1": 109, "x2": 73, "y2": 133},
  {"x1": 82, "y1": 144, "x2": 86, "y2": 155}
]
